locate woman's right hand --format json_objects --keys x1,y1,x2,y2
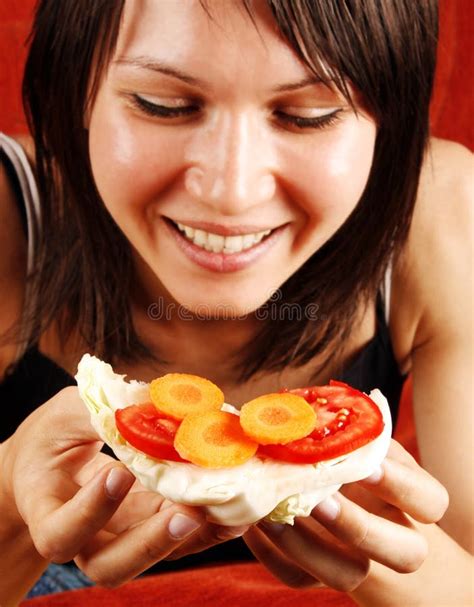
[{"x1": 0, "y1": 387, "x2": 246, "y2": 589}]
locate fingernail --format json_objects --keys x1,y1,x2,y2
[
  {"x1": 216, "y1": 525, "x2": 249, "y2": 540},
  {"x1": 105, "y1": 467, "x2": 134, "y2": 500},
  {"x1": 363, "y1": 465, "x2": 384, "y2": 484},
  {"x1": 313, "y1": 495, "x2": 340, "y2": 522},
  {"x1": 260, "y1": 520, "x2": 286, "y2": 535},
  {"x1": 168, "y1": 513, "x2": 201, "y2": 539}
]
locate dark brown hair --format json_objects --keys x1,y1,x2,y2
[{"x1": 7, "y1": 0, "x2": 438, "y2": 381}]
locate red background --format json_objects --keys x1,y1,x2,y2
[{"x1": 0, "y1": 0, "x2": 473, "y2": 149}]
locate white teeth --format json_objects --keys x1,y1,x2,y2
[
  {"x1": 242, "y1": 233, "x2": 256, "y2": 249},
  {"x1": 193, "y1": 229, "x2": 207, "y2": 246},
  {"x1": 223, "y1": 235, "x2": 244, "y2": 253},
  {"x1": 173, "y1": 221, "x2": 273, "y2": 254},
  {"x1": 208, "y1": 233, "x2": 225, "y2": 253}
]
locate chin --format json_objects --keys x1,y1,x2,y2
[
  {"x1": 173, "y1": 294, "x2": 269, "y2": 320},
  {"x1": 160, "y1": 273, "x2": 280, "y2": 320}
]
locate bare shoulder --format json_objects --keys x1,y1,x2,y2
[
  {"x1": 419, "y1": 137, "x2": 473, "y2": 199},
  {"x1": 0, "y1": 138, "x2": 29, "y2": 377},
  {"x1": 391, "y1": 138, "x2": 473, "y2": 366},
  {"x1": 10, "y1": 134, "x2": 36, "y2": 166},
  {"x1": 410, "y1": 137, "x2": 472, "y2": 339},
  {"x1": 415, "y1": 138, "x2": 473, "y2": 263},
  {"x1": 0, "y1": 148, "x2": 28, "y2": 287}
]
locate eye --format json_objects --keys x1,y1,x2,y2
[
  {"x1": 274, "y1": 108, "x2": 343, "y2": 131},
  {"x1": 130, "y1": 93, "x2": 201, "y2": 118}
]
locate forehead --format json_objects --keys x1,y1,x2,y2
[{"x1": 113, "y1": 0, "x2": 314, "y2": 89}]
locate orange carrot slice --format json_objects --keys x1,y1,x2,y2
[
  {"x1": 174, "y1": 411, "x2": 258, "y2": 468},
  {"x1": 240, "y1": 393, "x2": 317, "y2": 445},
  {"x1": 150, "y1": 373, "x2": 224, "y2": 420}
]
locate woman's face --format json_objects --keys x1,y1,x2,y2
[{"x1": 88, "y1": 0, "x2": 376, "y2": 317}]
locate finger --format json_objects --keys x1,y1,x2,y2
[
  {"x1": 73, "y1": 452, "x2": 119, "y2": 486},
  {"x1": 359, "y1": 456, "x2": 449, "y2": 523},
  {"x1": 75, "y1": 456, "x2": 151, "y2": 496},
  {"x1": 244, "y1": 525, "x2": 322, "y2": 589},
  {"x1": 164, "y1": 522, "x2": 249, "y2": 561},
  {"x1": 312, "y1": 492, "x2": 429, "y2": 573},
  {"x1": 104, "y1": 492, "x2": 170, "y2": 535},
  {"x1": 28, "y1": 464, "x2": 135, "y2": 563},
  {"x1": 75, "y1": 505, "x2": 204, "y2": 587},
  {"x1": 42, "y1": 386, "x2": 104, "y2": 447},
  {"x1": 386, "y1": 439, "x2": 420, "y2": 465},
  {"x1": 257, "y1": 519, "x2": 369, "y2": 592}
]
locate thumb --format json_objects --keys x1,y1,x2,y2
[{"x1": 27, "y1": 463, "x2": 135, "y2": 564}]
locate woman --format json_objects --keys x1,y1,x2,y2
[{"x1": 0, "y1": 1, "x2": 472, "y2": 605}]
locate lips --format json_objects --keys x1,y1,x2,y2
[{"x1": 163, "y1": 217, "x2": 287, "y2": 273}]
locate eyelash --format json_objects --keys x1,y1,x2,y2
[
  {"x1": 273, "y1": 109, "x2": 342, "y2": 130},
  {"x1": 131, "y1": 94, "x2": 199, "y2": 118},
  {"x1": 130, "y1": 93, "x2": 343, "y2": 131}
]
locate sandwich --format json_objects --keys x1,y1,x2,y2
[{"x1": 76, "y1": 354, "x2": 391, "y2": 526}]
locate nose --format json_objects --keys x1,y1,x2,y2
[{"x1": 184, "y1": 110, "x2": 276, "y2": 215}]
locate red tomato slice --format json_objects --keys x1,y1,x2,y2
[
  {"x1": 258, "y1": 381, "x2": 384, "y2": 464},
  {"x1": 115, "y1": 402, "x2": 187, "y2": 462}
]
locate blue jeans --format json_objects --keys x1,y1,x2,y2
[{"x1": 27, "y1": 563, "x2": 94, "y2": 598}]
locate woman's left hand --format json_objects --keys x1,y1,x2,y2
[
  {"x1": 243, "y1": 440, "x2": 449, "y2": 592},
  {"x1": 73, "y1": 453, "x2": 249, "y2": 564}
]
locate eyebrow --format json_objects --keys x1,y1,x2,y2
[{"x1": 114, "y1": 56, "x2": 326, "y2": 93}]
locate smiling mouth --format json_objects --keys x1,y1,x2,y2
[{"x1": 166, "y1": 218, "x2": 275, "y2": 255}]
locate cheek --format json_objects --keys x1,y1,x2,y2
[
  {"x1": 283, "y1": 117, "x2": 376, "y2": 225},
  {"x1": 88, "y1": 94, "x2": 178, "y2": 228}
]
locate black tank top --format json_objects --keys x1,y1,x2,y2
[{"x1": 0, "y1": 138, "x2": 406, "y2": 571}]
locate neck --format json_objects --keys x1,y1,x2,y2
[{"x1": 130, "y1": 257, "x2": 261, "y2": 384}]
